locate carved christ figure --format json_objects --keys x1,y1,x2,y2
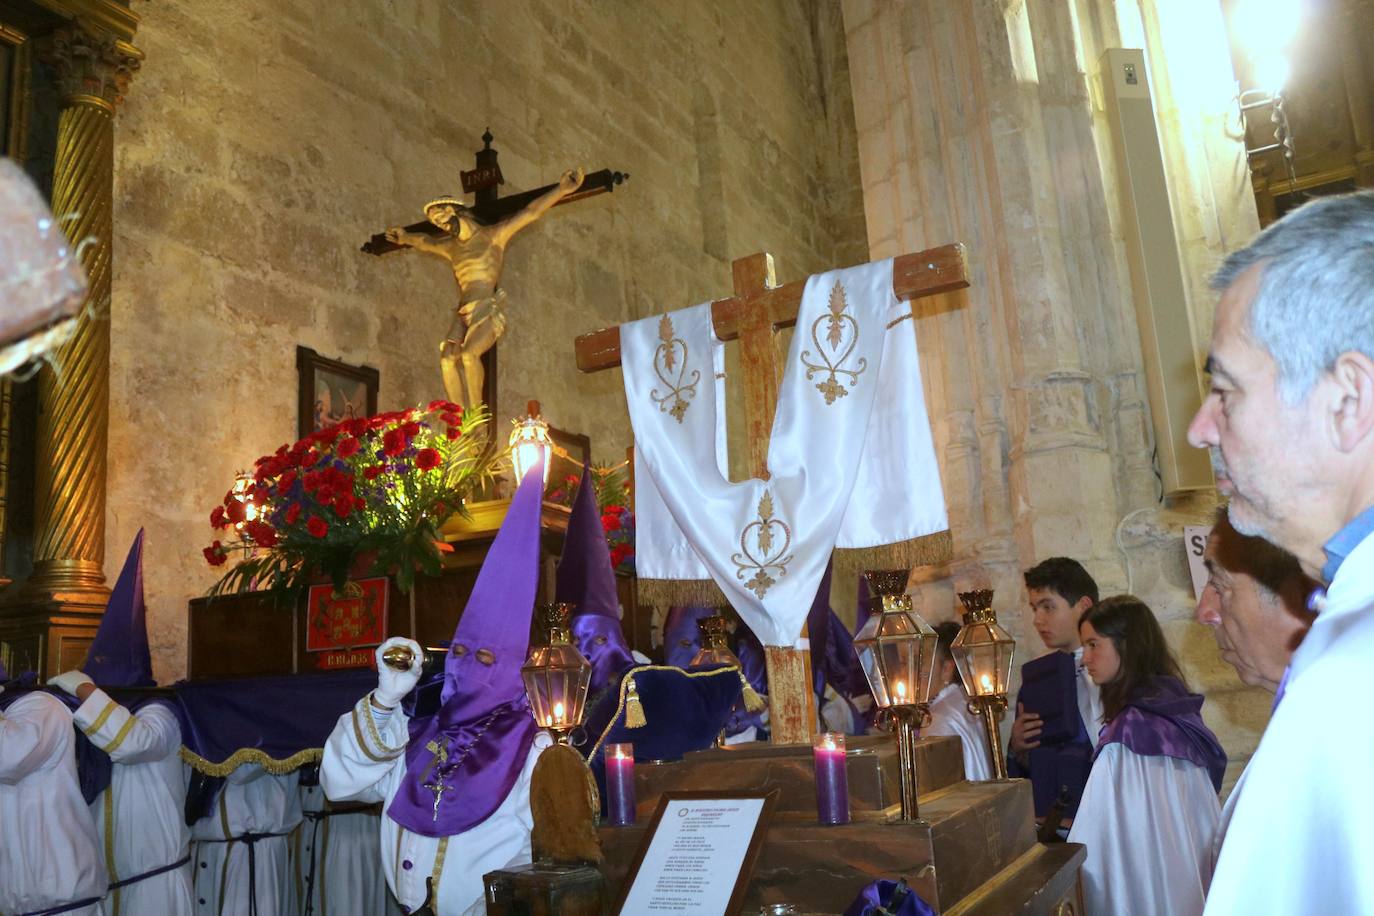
[{"x1": 385, "y1": 167, "x2": 585, "y2": 411}]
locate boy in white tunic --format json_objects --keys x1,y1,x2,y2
[
  {"x1": 48, "y1": 529, "x2": 194, "y2": 916},
  {"x1": 0, "y1": 677, "x2": 108, "y2": 916},
  {"x1": 322, "y1": 460, "x2": 551, "y2": 916},
  {"x1": 294, "y1": 768, "x2": 404, "y2": 915}
]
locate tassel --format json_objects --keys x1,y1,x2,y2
[
  {"x1": 739, "y1": 673, "x2": 767, "y2": 713},
  {"x1": 624, "y1": 675, "x2": 647, "y2": 729}
]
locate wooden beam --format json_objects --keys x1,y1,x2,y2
[{"x1": 574, "y1": 243, "x2": 969, "y2": 372}]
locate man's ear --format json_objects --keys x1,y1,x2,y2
[
  {"x1": 1072, "y1": 595, "x2": 1094, "y2": 620},
  {"x1": 1328, "y1": 351, "x2": 1374, "y2": 453}
]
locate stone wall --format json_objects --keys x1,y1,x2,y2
[
  {"x1": 108, "y1": 0, "x2": 868, "y2": 681},
  {"x1": 841, "y1": 0, "x2": 1265, "y2": 788}
]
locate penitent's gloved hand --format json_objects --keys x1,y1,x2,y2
[
  {"x1": 373, "y1": 637, "x2": 423, "y2": 709},
  {"x1": 48, "y1": 669, "x2": 94, "y2": 698}
]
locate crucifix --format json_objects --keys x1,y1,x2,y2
[
  {"x1": 574, "y1": 243, "x2": 970, "y2": 744},
  {"x1": 422, "y1": 738, "x2": 451, "y2": 820},
  {"x1": 362, "y1": 130, "x2": 628, "y2": 415}
]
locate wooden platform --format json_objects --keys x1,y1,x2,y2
[{"x1": 594, "y1": 737, "x2": 1085, "y2": 914}]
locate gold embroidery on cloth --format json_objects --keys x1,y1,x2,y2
[
  {"x1": 800, "y1": 280, "x2": 869, "y2": 404},
  {"x1": 649, "y1": 314, "x2": 701, "y2": 423},
  {"x1": 732, "y1": 491, "x2": 795, "y2": 598}
]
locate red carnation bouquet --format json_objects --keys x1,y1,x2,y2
[
  {"x1": 549, "y1": 464, "x2": 635, "y2": 574},
  {"x1": 203, "y1": 400, "x2": 498, "y2": 601}
]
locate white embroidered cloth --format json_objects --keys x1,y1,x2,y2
[{"x1": 623, "y1": 259, "x2": 947, "y2": 647}]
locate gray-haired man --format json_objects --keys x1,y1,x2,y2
[{"x1": 1188, "y1": 191, "x2": 1374, "y2": 913}]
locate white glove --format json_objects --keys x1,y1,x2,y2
[
  {"x1": 374, "y1": 637, "x2": 423, "y2": 708},
  {"x1": 48, "y1": 669, "x2": 94, "y2": 697}
]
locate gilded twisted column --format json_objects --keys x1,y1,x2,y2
[{"x1": 26, "y1": 26, "x2": 140, "y2": 602}]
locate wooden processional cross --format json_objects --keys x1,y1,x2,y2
[{"x1": 574, "y1": 244, "x2": 970, "y2": 744}]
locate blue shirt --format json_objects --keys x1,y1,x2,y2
[{"x1": 1321, "y1": 504, "x2": 1374, "y2": 583}]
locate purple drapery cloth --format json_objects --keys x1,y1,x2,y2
[
  {"x1": 558, "y1": 467, "x2": 635, "y2": 694},
  {"x1": 84, "y1": 529, "x2": 155, "y2": 687},
  {"x1": 843, "y1": 879, "x2": 936, "y2": 916},
  {"x1": 1095, "y1": 675, "x2": 1227, "y2": 792},
  {"x1": 388, "y1": 461, "x2": 544, "y2": 837}
]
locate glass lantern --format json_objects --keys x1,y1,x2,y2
[
  {"x1": 689, "y1": 614, "x2": 741, "y2": 668},
  {"x1": 509, "y1": 399, "x2": 553, "y2": 485},
  {"x1": 852, "y1": 571, "x2": 940, "y2": 709},
  {"x1": 951, "y1": 590, "x2": 1016, "y2": 700},
  {"x1": 521, "y1": 603, "x2": 592, "y2": 742}
]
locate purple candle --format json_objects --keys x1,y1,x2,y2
[
  {"x1": 814, "y1": 732, "x2": 850, "y2": 825},
  {"x1": 606, "y1": 742, "x2": 636, "y2": 826}
]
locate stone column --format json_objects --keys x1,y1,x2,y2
[{"x1": 8, "y1": 25, "x2": 139, "y2": 672}]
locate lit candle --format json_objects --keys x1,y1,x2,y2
[
  {"x1": 552, "y1": 701, "x2": 565, "y2": 725},
  {"x1": 979, "y1": 673, "x2": 993, "y2": 695},
  {"x1": 813, "y1": 732, "x2": 850, "y2": 826},
  {"x1": 606, "y1": 743, "x2": 636, "y2": 826},
  {"x1": 894, "y1": 680, "x2": 908, "y2": 703}
]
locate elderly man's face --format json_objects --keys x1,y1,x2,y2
[
  {"x1": 1187, "y1": 264, "x2": 1325, "y2": 552},
  {"x1": 1196, "y1": 529, "x2": 1307, "y2": 691}
]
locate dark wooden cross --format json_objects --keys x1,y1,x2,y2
[
  {"x1": 574, "y1": 244, "x2": 970, "y2": 744},
  {"x1": 360, "y1": 130, "x2": 628, "y2": 256}
]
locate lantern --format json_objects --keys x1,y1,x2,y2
[
  {"x1": 951, "y1": 589, "x2": 1016, "y2": 779},
  {"x1": 509, "y1": 399, "x2": 553, "y2": 485},
  {"x1": 689, "y1": 614, "x2": 741, "y2": 668},
  {"x1": 852, "y1": 571, "x2": 940, "y2": 709},
  {"x1": 852, "y1": 570, "x2": 939, "y2": 820},
  {"x1": 521, "y1": 603, "x2": 592, "y2": 743}
]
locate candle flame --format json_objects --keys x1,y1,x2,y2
[
  {"x1": 979, "y1": 674, "x2": 994, "y2": 693},
  {"x1": 823, "y1": 735, "x2": 837, "y2": 752},
  {"x1": 614, "y1": 746, "x2": 627, "y2": 760},
  {"x1": 895, "y1": 680, "x2": 907, "y2": 700},
  {"x1": 553, "y1": 701, "x2": 565, "y2": 723}
]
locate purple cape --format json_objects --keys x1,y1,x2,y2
[
  {"x1": 1096, "y1": 675, "x2": 1227, "y2": 792},
  {"x1": 387, "y1": 461, "x2": 544, "y2": 837}
]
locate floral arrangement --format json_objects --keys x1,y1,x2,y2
[
  {"x1": 203, "y1": 400, "x2": 498, "y2": 600},
  {"x1": 549, "y1": 464, "x2": 635, "y2": 573}
]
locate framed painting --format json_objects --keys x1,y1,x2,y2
[{"x1": 296, "y1": 346, "x2": 379, "y2": 439}]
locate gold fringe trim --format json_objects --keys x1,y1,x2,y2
[
  {"x1": 589, "y1": 664, "x2": 744, "y2": 762},
  {"x1": 832, "y1": 530, "x2": 954, "y2": 586},
  {"x1": 636, "y1": 577, "x2": 728, "y2": 608},
  {"x1": 180, "y1": 745, "x2": 323, "y2": 777}
]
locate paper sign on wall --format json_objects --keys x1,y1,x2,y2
[{"x1": 1184, "y1": 525, "x2": 1212, "y2": 601}]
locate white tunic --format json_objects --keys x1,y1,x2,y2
[
  {"x1": 293, "y1": 782, "x2": 403, "y2": 915},
  {"x1": 190, "y1": 764, "x2": 302, "y2": 916},
  {"x1": 1206, "y1": 530, "x2": 1374, "y2": 913},
  {"x1": 320, "y1": 694, "x2": 551, "y2": 916},
  {"x1": 923, "y1": 683, "x2": 992, "y2": 781},
  {"x1": 1067, "y1": 743, "x2": 1219, "y2": 916},
  {"x1": 73, "y1": 690, "x2": 193, "y2": 916},
  {"x1": 0, "y1": 691, "x2": 107, "y2": 916}
]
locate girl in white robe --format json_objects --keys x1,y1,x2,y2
[{"x1": 1067, "y1": 595, "x2": 1226, "y2": 916}]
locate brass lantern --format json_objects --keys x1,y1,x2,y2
[
  {"x1": 521, "y1": 603, "x2": 592, "y2": 743},
  {"x1": 951, "y1": 589, "x2": 1016, "y2": 779},
  {"x1": 852, "y1": 571, "x2": 940, "y2": 709},
  {"x1": 852, "y1": 570, "x2": 939, "y2": 821},
  {"x1": 509, "y1": 399, "x2": 553, "y2": 485},
  {"x1": 689, "y1": 614, "x2": 741, "y2": 668}
]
